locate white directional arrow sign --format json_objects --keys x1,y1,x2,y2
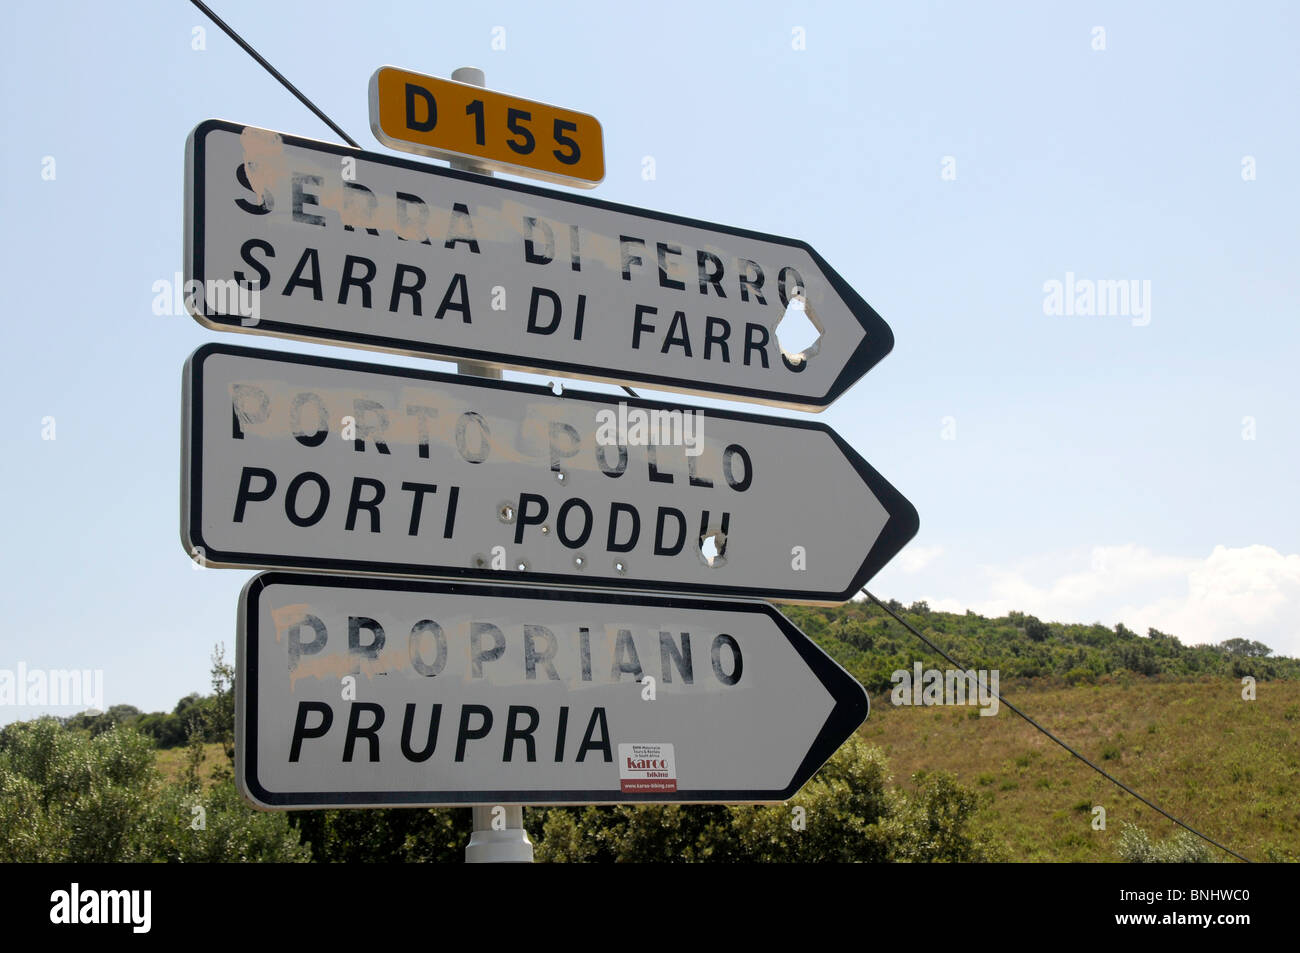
[
  {"x1": 186, "y1": 119, "x2": 894, "y2": 411},
  {"x1": 236, "y1": 572, "x2": 869, "y2": 807},
  {"x1": 183, "y1": 344, "x2": 918, "y2": 603}
]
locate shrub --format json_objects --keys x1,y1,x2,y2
[
  {"x1": 1115, "y1": 822, "x2": 1213, "y2": 863},
  {"x1": 0, "y1": 717, "x2": 307, "y2": 863},
  {"x1": 532, "y1": 736, "x2": 1000, "y2": 863}
]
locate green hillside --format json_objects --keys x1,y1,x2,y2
[
  {"x1": 4, "y1": 603, "x2": 1296, "y2": 862},
  {"x1": 860, "y1": 677, "x2": 1300, "y2": 862},
  {"x1": 780, "y1": 599, "x2": 1296, "y2": 693}
]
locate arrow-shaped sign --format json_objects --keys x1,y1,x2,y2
[
  {"x1": 183, "y1": 343, "x2": 918, "y2": 603},
  {"x1": 237, "y1": 572, "x2": 869, "y2": 807},
  {"x1": 186, "y1": 120, "x2": 893, "y2": 411}
]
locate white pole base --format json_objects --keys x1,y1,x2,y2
[{"x1": 466, "y1": 806, "x2": 534, "y2": 863}]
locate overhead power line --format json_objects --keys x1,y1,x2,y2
[{"x1": 189, "y1": 0, "x2": 360, "y2": 148}]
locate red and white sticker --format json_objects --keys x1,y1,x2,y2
[{"x1": 618, "y1": 743, "x2": 677, "y2": 793}]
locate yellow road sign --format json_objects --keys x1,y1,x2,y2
[{"x1": 368, "y1": 66, "x2": 604, "y2": 188}]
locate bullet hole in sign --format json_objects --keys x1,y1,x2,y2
[
  {"x1": 774, "y1": 294, "x2": 823, "y2": 372},
  {"x1": 699, "y1": 529, "x2": 727, "y2": 568}
]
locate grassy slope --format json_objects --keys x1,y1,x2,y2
[
  {"x1": 155, "y1": 742, "x2": 228, "y2": 789},
  {"x1": 859, "y1": 676, "x2": 1300, "y2": 861}
]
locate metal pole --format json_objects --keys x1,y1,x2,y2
[
  {"x1": 449, "y1": 67, "x2": 504, "y2": 382},
  {"x1": 451, "y1": 67, "x2": 532, "y2": 864}
]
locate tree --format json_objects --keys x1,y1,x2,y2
[
  {"x1": 64, "y1": 705, "x2": 142, "y2": 737},
  {"x1": 0, "y1": 717, "x2": 309, "y2": 863},
  {"x1": 1218, "y1": 638, "x2": 1272, "y2": 658},
  {"x1": 1146, "y1": 627, "x2": 1182, "y2": 647},
  {"x1": 1024, "y1": 616, "x2": 1051, "y2": 642},
  {"x1": 881, "y1": 771, "x2": 999, "y2": 862},
  {"x1": 174, "y1": 692, "x2": 204, "y2": 714},
  {"x1": 205, "y1": 644, "x2": 236, "y2": 766}
]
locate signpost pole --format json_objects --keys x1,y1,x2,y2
[
  {"x1": 450, "y1": 67, "x2": 531, "y2": 863},
  {"x1": 466, "y1": 806, "x2": 533, "y2": 863},
  {"x1": 449, "y1": 67, "x2": 503, "y2": 383}
]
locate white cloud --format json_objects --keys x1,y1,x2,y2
[
  {"x1": 1119, "y1": 546, "x2": 1300, "y2": 651},
  {"x1": 917, "y1": 544, "x2": 1300, "y2": 658},
  {"x1": 895, "y1": 544, "x2": 943, "y2": 574}
]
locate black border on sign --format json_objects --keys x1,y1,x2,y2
[
  {"x1": 237, "y1": 572, "x2": 870, "y2": 808},
  {"x1": 186, "y1": 118, "x2": 893, "y2": 412},
  {"x1": 184, "y1": 342, "x2": 920, "y2": 604}
]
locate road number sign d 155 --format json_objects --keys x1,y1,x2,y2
[
  {"x1": 236, "y1": 572, "x2": 869, "y2": 808},
  {"x1": 368, "y1": 66, "x2": 605, "y2": 187},
  {"x1": 185, "y1": 120, "x2": 893, "y2": 411},
  {"x1": 182, "y1": 343, "x2": 918, "y2": 603}
]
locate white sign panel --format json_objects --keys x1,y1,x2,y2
[
  {"x1": 185, "y1": 119, "x2": 894, "y2": 411},
  {"x1": 183, "y1": 344, "x2": 918, "y2": 603},
  {"x1": 236, "y1": 573, "x2": 869, "y2": 807}
]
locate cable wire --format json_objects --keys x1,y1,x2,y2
[
  {"x1": 189, "y1": 0, "x2": 361, "y2": 148},
  {"x1": 190, "y1": 2, "x2": 655, "y2": 402},
  {"x1": 862, "y1": 588, "x2": 1252, "y2": 863}
]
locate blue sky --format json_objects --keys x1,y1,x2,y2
[{"x1": 2, "y1": 0, "x2": 1297, "y2": 721}]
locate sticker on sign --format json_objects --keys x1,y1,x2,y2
[
  {"x1": 185, "y1": 119, "x2": 894, "y2": 410},
  {"x1": 236, "y1": 573, "x2": 869, "y2": 807},
  {"x1": 619, "y1": 743, "x2": 677, "y2": 794},
  {"x1": 182, "y1": 343, "x2": 918, "y2": 603}
]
